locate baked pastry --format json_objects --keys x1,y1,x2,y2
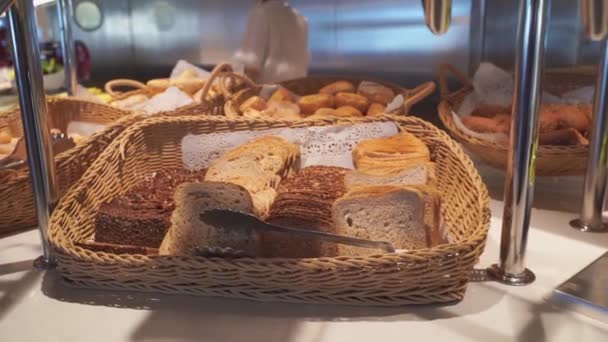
[
  {"x1": 262, "y1": 166, "x2": 349, "y2": 258},
  {"x1": 332, "y1": 185, "x2": 442, "y2": 255},
  {"x1": 205, "y1": 136, "x2": 300, "y2": 218},
  {"x1": 353, "y1": 132, "x2": 431, "y2": 173},
  {"x1": 345, "y1": 162, "x2": 436, "y2": 189},
  {"x1": 268, "y1": 88, "x2": 294, "y2": 103},
  {"x1": 334, "y1": 92, "x2": 370, "y2": 113},
  {"x1": 462, "y1": 115, "x2": 510, "y2": 134},
  {"x1": 367, "y1": 102, "x2": 385, "y2": 116},
  {"x1": 239, "y1": 96, "x2": 267, "y2": 112},
  {"x1": 159, "y1": 181, "x2": 258, "y2": 256},
  {"x1": 264, "y1": 101, "x2": 301, "y2": 120},
  {"x1": 0, "y1": 129, "x2": 12, "y2": 144},
  {"x1": 146, "y1": 78, "x2": 170, "y2": 93},
  {"x1": 319, "y1": 81, "x2": 356, "y2": 95},
  {"x1": 297, "y1": 94, "x2": 334, "y2": 115},
  {"x1": 94, "y1": 168, "x2": 206, "y2": 248},
  {"x1": 539, "y1": 128, "x2": 589, "y2": 146},
  {"x1": 335, "y1": 106, "x2": 363, "y2": 117},
  {"x1": 358, "y1": 82, "x2": 395, "y2": 105}
]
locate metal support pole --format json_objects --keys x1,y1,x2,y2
[
  {"x1": 57, "y1": 0, "x2": 76, "y2": 95},
  {"x1": 487, "y1": 0, "x2": 550, "y2": 285},
  {"x1": 571, "y1": 0, "x2": 608, "y2": 233},
  {"x1": 422, "y1": 0, "x2": 452, "y2": 35},
  {"x1": 8, "y1": 0, "x2": 58, "y2": 269}
]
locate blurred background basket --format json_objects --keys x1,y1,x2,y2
[
  {"x1": 0, "y1": 98, "x2": 137, "y2": 235},
  {"x1": 49, "y1": 114, "x2": 489, "y2": 306},
  {"x1": 437, "y1": 63, "x2": 593, "y2": 177},
  {"x1": 224, "y1": 75, "x2": 436, "y2": 117}
]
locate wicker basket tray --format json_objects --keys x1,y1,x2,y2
[
  {"x1": 0, "y1": 98, "x2": 136, "y2": 235},
  {"x1": 104, "y1": 63, "x2": 254, "y2": 116},
  {"x1": 438, "y1": 63, "x2": 594, "y2": 177},
  {"x1": 49, "y1": 115, "x2": 490, "y2": 306},
  {"x1": 224, "y1": 75, "x2": 436, "y2": 117}
]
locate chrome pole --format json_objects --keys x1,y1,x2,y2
[
  {"x1": 57, "y1": 0, "x2": 76, "y2": 95},
  {"x1": 487, "y1": 0, "x2": 550, "y2": 285},
  {"x1": 8, "y1": 0, "x2": 58, "y2": 269},
  {"x1": 422, "y1": 0, "x2": 452, "y2": 35},
  {"x1": 571, "y1": 0, "x2": 608, "y2": 233}
]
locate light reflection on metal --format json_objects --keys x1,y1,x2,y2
[
  {"x1": 571, "y1": 40, "x2": 608, "y2": 233},
  {"x1": 57, "y1": 0, "x2": 77, "y2": 95},
  {"x1": 582, "y1": 0, "x2": 608, "y2": 41},
  {"x1": 422, "y1": 0, "x2": 452, "y2": 35},
  {"x1": 487, "y1": 0, "x2": 550, "y2": 286},
  {"x1": 8, "y1": 0, "x2": 57, "y2": 269}
]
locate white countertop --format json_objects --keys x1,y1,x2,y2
[{"x1": 1, "y1": 170, "x2": 608, "y2": 341}]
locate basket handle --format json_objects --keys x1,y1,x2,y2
[
  {"x1": 104, "y1": 79, "x2": 147, "y2": 97},
  {"x1": 195, "y1": 63, "x2": 257, "y2": 102},
  {"x1": 438, "y1": 63, "x2": 474, "y2": 99},
  {"x1": 402, "y1": 81, "x2": 436, "y2": 114}
]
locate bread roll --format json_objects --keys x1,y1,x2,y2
[
  {"x1": 335, "y1": 106, "x2": 363, "y2": 117},
  {"x1": 146, "y1": 78, "x2": 171, "y2": 93},
  {"x1": 319, "y1": 81, "x2": 356, "y2": 95},
  {"x1": 462, "y1": 115, "x2": 509, "y2": 134},
  {"x1": 367, "y1": 102, "x2": 385, "y2": 116},
  {"x1": 268, "y1": 88, "x2": 294, "y2": 103},
  {"x1": 297, "y1": 94, "x2": 335, "y2": 115},
  {"x1": 239, "y1": 96, "x2": 267, "y2": 112},
  {"x1": 264, "y1": 101, "x2": 301, "y2": 120},
  {"x1": 170, "y1": 78, "x2": 205, "y2": 95},
  {"x1": 111, "y1": 94, "x2": 149, "y2": 109},
  {"x1": 539, "y1": 128, "x2": 589, "y2": 146},
  {"x1": 358, "y1": 83, "x2": 395, "y2": 105},
  {"x1": 0, "y1": 130, "x2": 11, "y2": 144},
  {"x1": 334, "y1": 92, "x2": 370, "y2": 113}
]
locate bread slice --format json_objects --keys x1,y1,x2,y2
[
  {"x1": 159, "y1": 181, "x2": 258, "y2": 256},
  {"x1": 332, "y1": 185, "x2": 441, "y2": 256},
  {"x1": 205, "y1": 136, "x2": 300, "y2": 217},
  {"x1": 262, "y1": 166, "x2": 348, "y2": 258},
  {"x1": 345, "y1": 162, "x2": 436, "y2": 189}
]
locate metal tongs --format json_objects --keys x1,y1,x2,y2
[{"x1": 196, "y1": 209, "x2": 396, "y2": 258}]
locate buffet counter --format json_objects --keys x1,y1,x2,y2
[{"x1": 1, "y1": 166, "x2": 608, "y2": 341}]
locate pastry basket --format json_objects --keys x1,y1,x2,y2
[
  {"x1": 104, "y1": 63, "x2": 255, "y2": 116},
  {"x1": 224, "y1": 75, "x2": 436, "y2": 117},
  {"x1": 0, "y1": 97, "x2": 137, "y2": 235},
  {"x1": 49, "y1": 114, "x2": 490, "y2": 306},
  {"x1": 438, "y1": 63, "x2": 593, "y2": 176}
]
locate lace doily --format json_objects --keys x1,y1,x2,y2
[{"x1": 181, "y1": 122, "x2": 400, "y2": 170}]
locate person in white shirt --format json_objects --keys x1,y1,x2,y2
[{"x1": 233, "y1": 0, "x2": 310, "y2": 83}]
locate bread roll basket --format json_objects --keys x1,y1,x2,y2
[
  {"x1": 0, "y1": 97, "x2": 137, "y2": 235},
  {"x1": 223, "y1": 75, "x2": 436, "y2": 118},
  {"x1": 49, "y1": 114, "x2": 490, "y2": 306},
  {"x1": 438, "y1": 63, "x2": 593, "y2": 177}
]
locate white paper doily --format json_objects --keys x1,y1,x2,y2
[{"x1": 181, "y1": 122, "x2": 400, "y2": 171}]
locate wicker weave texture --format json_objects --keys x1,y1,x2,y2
[
  {"x1": 49, "y1": 115, "x2": 490, "y2": 306},
  {"x1": 0, "y1": 98, "x2": 134, "y2": 234},
  {"x1": 437, "y1": 64, "x2": 592, "y2": 177}
]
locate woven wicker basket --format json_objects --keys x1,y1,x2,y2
[
  {"x1": 438, "y1": 63, "x2": 594, "y2": 176},
  {"x1": 104, "y1": 63, "x2": 254, "y2": 116},
  {"x1": 0, "y1": 98, "x2": 136, "y2": 235},
  {"x1": 49, "y1": 115, "x2": 490, "y2": 306},
  {"x1": 224, "y1": 75, "x2": 436, "y2": 117}
]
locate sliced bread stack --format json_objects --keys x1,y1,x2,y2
[
  {"x1": 159, "y1": 181, "x2": 258, "y2": 256},
  {"x1": 262, "y1": 166, "x2": 349, "y2": 258},
  {"x1": 204, "y1": 136, "x2": 300, "y2": 218},
  {"x1": 347, "y1": 132, "x2": 435, "y2": 188}
]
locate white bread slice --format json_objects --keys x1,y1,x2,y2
[
  {"x1": 204, "y1": 136, "x2": 300, "y2": 218},
  {"x1": 345, "y1": 162, "x2": 436, "y2": 189},
  {"x1": 332, "y1": 185, "x2": 441, "y2": 256},
  {"x1": 159, "y1": 181, "x2": 258, "y2": 256}
]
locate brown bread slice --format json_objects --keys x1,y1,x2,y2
[{"x1": 159, "y1": 181, "x2": 258, "y2": 256}]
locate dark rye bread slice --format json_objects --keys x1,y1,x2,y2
[
  {"x1": 94, "y1": 168, "x2": 206, "y2": 248},
  {"x1": 261, "y1": 166, "x2": 348, "y2": 258}
]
